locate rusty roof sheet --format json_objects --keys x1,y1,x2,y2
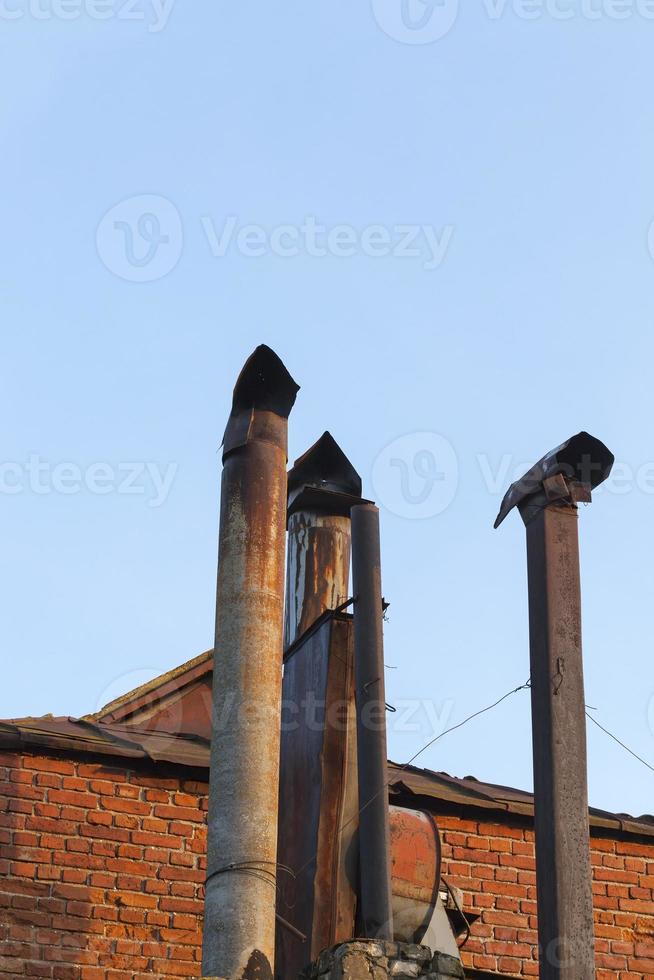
[
  {"x1": 0, "y1": 716, "x2": 209, "y2": 768},
  {"x1": 388, "y1": 762, "x2": 654, "y2": 839},
  {"x1": 1, "y1": 715, "x2": 652, "y2": 840}
]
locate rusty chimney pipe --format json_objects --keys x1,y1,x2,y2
[
  {"x1": 495, "y1": 431, "x2": 614, "y2": 980},
  {"x1": 202, "y1": 345, "x2": 299, "y2": 980},
  {"x1": 284, "y1": 432, "x2": 363, "y2": 648},
  {"x1": 351, "y1": 503, "x2": 394, "y2": 941}
]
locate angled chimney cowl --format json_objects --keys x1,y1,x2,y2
[{"x1": 284, "y1": 432, "x2": 367, "y2": 649}]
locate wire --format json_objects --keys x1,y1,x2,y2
[
  {"x1": 586, "y1": 712, "x2": 654, "y2": 774},
  {"x1": 283, "y1": 674, "x2": 653, "y2": 944},
  {"x1": 403, "y1": 679, "x2": 531, "y2": 771},
  {"x1": 442, "y1": 877, "x2": 471, "y2": 950},
  {"x1": 334, "y1": 679, "x2": 533, "y2": 838},
  {"x1": 284, "y1": 679, "x2": 535, "y2": 931},
  {"x1": 205, "y1": 860, "x2": 296, "y2": 896},
  {"x1": 288, "y1": 677, "x2": 534, "y2": 900}
]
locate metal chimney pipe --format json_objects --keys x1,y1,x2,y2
[
  {"x1": 494, "y1": 432, "x2": 614, "y2": 980},
  {"x1": 284, "y1": 432, "x2": 363, "y2": 648},
  {"x1": 202, "y1": 345, "x2": 299, "y2": 980},
  {"x1": 351, "y1": 503, "x2": 393, "y2": 940}
]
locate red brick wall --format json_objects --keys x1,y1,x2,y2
[
  {"x1": 1, "y1": 750, "x2": 653, "y2": 979},
  {"x1": 0, "y1": 751, "x2": 208, "y2": 979},
  {"x1": 438, "y1": 813, "x2": 654, "y2": 978}
]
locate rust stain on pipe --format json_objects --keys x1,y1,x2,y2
[
  {"x1": 202, "y1": 345, "x2": 299, "y2": 980},
  {"x1": 284, "y1": 432, "x2": 364, "y2": 648},
  {"x1": 285, "y1": 512, "x2": 351, "y2": 646}
]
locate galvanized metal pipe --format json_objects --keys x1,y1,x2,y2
[
  {"x1": 202, "y1": 346, "x2": 299, "y2": 980},
  {"x1": 523, "y1": 500, "x2": 595, "y2": 980},
  {"x1": 351, "y1": 503, "x2": 393, "y2": 940}
]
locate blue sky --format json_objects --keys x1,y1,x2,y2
[{"x1": 1, "y1": 1, "x2": 653, "y2": 817}]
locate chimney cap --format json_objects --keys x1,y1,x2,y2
[
  {"x1": 289, "y1": 431, "x2": 362, "y2": 498},
  {"x1": 494, "y1": 431, "x2": 614, "y2": 528},
  {"x1": 231, "y1": 345, "x2": 300, "y2": 419},
  {"x1": 287, "y1": 432, "x2": 368, "y2": 519}
]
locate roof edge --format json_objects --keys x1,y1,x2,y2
[
  {"x1": 1, "y1": 721, "x2": 652, "y2": 842},
  {"x1": 87, "y1": 649, "x2": 213, "y2": 724}
]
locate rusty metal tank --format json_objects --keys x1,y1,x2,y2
[{"x1": 389, "y1": 806, "x2": 441, "y2": 943}]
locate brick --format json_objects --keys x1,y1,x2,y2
[
  {"x1": 100, "y1": 798, "x2": 150, "y2": 816},
  {"x1": 49, "y1": 790, "x2": 98, "y2": 809},
  {"x1": 114, "y1": 814, "x2": 138, "y2": 830},
  {"x1": 130, "y1": 831, "x2": 181, "y2": 849},
  {"x1": 152, "y1": 805, "x2": 202, "y2": 822},
  {"x1": 34, "y1": 774, "x2": 61, "y2": 789},
  {"x1": 3, "y1": 760, "x2": 653, "y2": 980},
  {"x1": 22, "y1": 758, "x2": 74, "y2": 775}
]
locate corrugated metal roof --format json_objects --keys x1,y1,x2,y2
[
  {"x1": 0, "y1": 716, "x2": 209, "y2": 767},
  {"x1": 388, "y1": 762, "x2": 654, "y2": 839},
  {"x1": 1, "y1": 714, "x2": 652, "y2": 840}
]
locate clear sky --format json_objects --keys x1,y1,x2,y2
[{"x1": 2, "y1": 1, "x2": 653, "y2": 818}]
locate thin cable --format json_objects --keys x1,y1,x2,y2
[
  {"x1": 287, "y1": 679, "x2": 534, "y2": 915},
  {"x1": 586, "y1": 712, "x2": 654, "y2": 774},
  {"x1": 443, "y1": 877, "x2": 471, "y2": 950},
  {"x1": 403, "y1": 679, "x2": 531, "y2": 770},
  {"x1": 332, "y1": 679, "x2": 532, "y2": 840},
  {"x1": 205, "y1": 860, "x2": 295, "y2": 891}
]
